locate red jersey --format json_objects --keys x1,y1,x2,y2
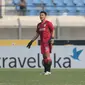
[{"x1": 36, "y1": 20, "x2": 54, "y2": 44}]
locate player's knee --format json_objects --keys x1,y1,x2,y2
[
  {"x1": 43, "y1": 54, "x2": 47, "y2": 59},
  {"x1": 43, "y1": 53, "x2": 50, "y2": 58},
  {"x1": 42, "y1": 57, "x2": 52, "y2": 65}
]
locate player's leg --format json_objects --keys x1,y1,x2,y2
[
  {"x1": 48, "y1": 43, "x2": 52, "y2": 72},
  {"x1": 42, "y1": 53, "x2": 52, "y2": 73},
  {"x1": 41, "y1": 44, "x2": 52, "y2": 74}
]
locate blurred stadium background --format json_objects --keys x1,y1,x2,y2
[
  {"x1": 0, "y1": 0, "x2": 85, "y2": 85},
  {"x1": 0, "y1": 0, "x2": 85, "y2": 40}
]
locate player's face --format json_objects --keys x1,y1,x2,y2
[{"x1": 40, "y1": 13, "x2": 46, "y2": 21}]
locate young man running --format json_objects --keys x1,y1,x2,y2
[{"x1": 27, "y1": 11, "x2": 55, "y2": 75}]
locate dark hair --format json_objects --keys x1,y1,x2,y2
[{"x1": 40, "y1": 11, "x2": 47, "y2": 15}]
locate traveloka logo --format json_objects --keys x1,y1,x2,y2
[{"x1": 70, "y1": 47, "x2": 83, "y2": 61}]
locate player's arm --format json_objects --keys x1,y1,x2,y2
[
  {"x1": 50, "y1": 29, "x2": 55, "y2": 45},
  {"x1": 51, "y1": 29, "x2": 55, "y2": 38},
  {"x1": 48, "y1": 22, "x2": 55, "y2": 44},
  {"x1": 26, "y1": 33, "x2": 39, "y2": 48},
  {"x1": 31, "y1": 33, "x2": 39, "y2": 41}
]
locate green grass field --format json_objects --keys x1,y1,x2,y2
[{"x1": 0, "y1": 69, "x2": 85, "y2": 85}]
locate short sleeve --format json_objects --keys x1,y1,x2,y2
[{"x1": 48, "y1": 21, "x2": 54, "y2": 32}]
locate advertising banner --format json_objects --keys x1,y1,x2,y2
[{"x1": 0, "y1": 40, "x2": 85, "y2": 68}]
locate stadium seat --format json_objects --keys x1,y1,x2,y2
[
  {"x1": 27, "y1": 7, "x2": 36, "y2": 15},
  {"x1": 53, "y1": 0, "x2": 64, "y2": 6},
  {"x1": 27, "y1": 7, "x2": 41, "y2": 15},
  {"x1": 56, "y1": 7, "x2": 65, "y2": 15},
  {"x1": 12, "y1": 0, "x2": 85, "y2": 16},
  {"x1": 42, "y1": 0, "x2": 54, "y2": 6},
  {"x1": 64, "y1": 0, "x2": 74, "y2": 6},
  {"x1": 33, "y1": 0, "x2": 42, "y2": 5},
  {"x1": 12, "y1": 0, "x2": 19, "y2": 5},
  {"x1": 65, "y1": 7, "x2": 76, "y2": 15},
  {"x1": 83, "y1": 0, "x2": 85, "y2": 5},
  {"x1": 76, "y1": 7, "x2": 85, "y2": 15},
  {"x1": 26, "y1": 0, "x2": 35, "y2": 15},
  {"x1": 73, "y1": 0, "x2": 84, "y2": 6},
  {"x1": 12, "y1": 0, "x2": 20, "y2": 10},
  {"x1": 26, "y1": 0, "x2": 33, "y2": 6},
  {"x1": 45, "y1": 7, "x2": 57, "y2": 15}
]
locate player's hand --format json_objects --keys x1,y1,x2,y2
[
  {"x1": 26, "y1": 40, "x2": 33, "y2": 48},
  {"x1": 50, "y1": 39, "x2": 54, "y2": 45},
  {"x1": 48, "y1": 37, "x2": 54, "y2": 45}
]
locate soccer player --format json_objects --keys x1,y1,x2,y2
[{"x1": 27, "y1": 11, "x2": 55, "y2": 75}]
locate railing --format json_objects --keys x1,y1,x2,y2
[
  {"x1": 56, "y1": 18, "x2": 60, "y2": 39},
  {"x1": 17, "y1": 17, "x2": 59, "y2": 39},
  {"x1": 0, "y1": 7, "x2": 2, "y2": 18}
]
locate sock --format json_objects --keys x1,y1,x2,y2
[
  {"x1": 42, "y1": 59, "x2": 47, "y2": 72},
  {"x1": 46, "y1": 57, "x2": 52, "y2": 72},
  {"x1": 48, "y1": 61, "x2": 52, "y2": 72},
  {"x1": 42, "y1": 57, "x2": 52, "y2": 72}
]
